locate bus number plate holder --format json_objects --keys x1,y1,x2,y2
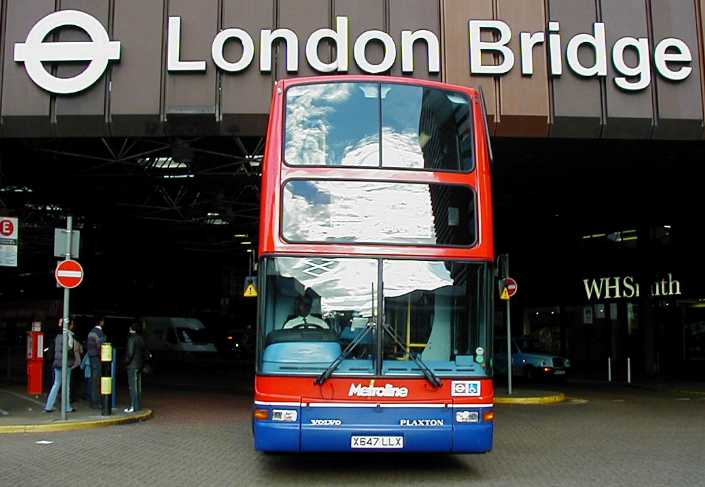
[{"x1": 351, "y1": 436, "x2": 404, "y2": 449}]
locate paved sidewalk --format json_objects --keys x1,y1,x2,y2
[
  {"x1": 2, "y1": 385, "x2": 704, "y2": 487},
  {"x1": 494, "y1": 386, "x2": 566, "y2": 404},
  {"x1": 0, "y1": 386, "x2": 152, "y2": 433}
]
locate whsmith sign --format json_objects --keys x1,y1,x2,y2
[
  {"x1": 13, "y1": 11, "x2": 696, "y2": 94},
  {"x1": 1, "y1": 0, "x2": 705, "y2": 138},
  {"x1": 583, "y1": 274, "x2": 682, "y2": 300}
]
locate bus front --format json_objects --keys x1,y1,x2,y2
[{"x1": 254, "y1": 76, "x2": 495, "y2": 453}]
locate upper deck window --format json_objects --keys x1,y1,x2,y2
[
  {"x1": 282, "y1": 179, "x2": 475, "y2": 246},
  {"x1": 285, "y1": 82, "x2": 473, "y2": 172}
]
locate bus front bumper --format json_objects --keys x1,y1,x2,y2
[{"x1": 253, "y1": 420, "x2": 493, "y2": 453}]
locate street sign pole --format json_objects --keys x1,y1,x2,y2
[
  {"x1": 60, "y1": 216, "x2": 72, "y2": 420},
  {"x1": 504, "y1": 256, "x2": 513, "y2": 396}
]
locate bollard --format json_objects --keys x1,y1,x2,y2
[
  {"x1": 627, "y1": 357, "x2": 632, "y2": 384},
  {"x1": 607, "y1": 357, "x2": 612, "y2": 382},
  {"x1": 100, "y1": 343, "x2": 112, "y2": 416}
]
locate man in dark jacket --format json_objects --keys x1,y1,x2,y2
[
  {"x1": 124, "y1": 322, "x2": 148, "y2": 413},
  {"x1": 43, "y1": 319, "x2": 80, "y2": 413},
  {"x1": 86, "y1": 317, "x2": 105, "y2": 409}
]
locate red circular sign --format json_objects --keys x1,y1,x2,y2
[
  {"x1": 503, "y1": 277, "x2": 518, "y2": 297},
  {"x1": 55, "y1": 260, "x2": 84, "y2": 289},
  {"x1": 0, "y1": 219, "x2": 14, "y2": 237}
]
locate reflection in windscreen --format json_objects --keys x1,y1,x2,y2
[
  {"x1": 274, "y1": 257, "x2": 378, "y2": 317},
  {"x1": 282, "y1": 180, "x2": 475, "y2": 246},
  {"x1": 259, "y1": 257, "x2": 491, "y2": 377},
  {"x1": 285, "y1": 82, "x2": 473, "y2": 171},
  {"x1": 285, "y1": 83, "x2": 380, "y2": 167}
]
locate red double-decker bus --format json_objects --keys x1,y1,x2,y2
[{"x1": 254, "y1": 75, "x2": 495, "y2": 453}]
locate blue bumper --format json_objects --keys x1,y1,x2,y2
[{"x1": 253, "y1": 405, "x2": 493, "y2": 453}]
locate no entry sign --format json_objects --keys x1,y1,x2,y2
[
  {"x1": 55, "y1": 259, "x2": 84, "y2": 289},
  {"x1": 499, "y1": 277, "x2": 518, "y2": 300}
]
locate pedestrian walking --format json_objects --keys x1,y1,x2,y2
[
  {"x1": 124, "y1": 322, "x2": 149, "y2": 413},
  {"x1": 86, "y1": 317, "x2": 105, "y2": 409},
  {"x1": 43, "y1": 319, "x2": 80, "y2": 413},
  {"x1": 69, "y1": 336, "x2": 83, "y2": 403},
  {"x1": 79, "y1": 350, "x2": 92, "y2": 401}
]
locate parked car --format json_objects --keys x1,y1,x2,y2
[
  {"x1": 142, "y1": 316, "x2": 218, "y2": 363},
  {"x1": 495, "y1": 336, "x2": 570, "y2": 380}
]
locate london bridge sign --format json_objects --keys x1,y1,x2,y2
[
  {"x1": 13, "y1": 10, "x2": 697, "y2": 95},
  {"x1": 1, "y1": 1, "x2": 704, "y2": 139}
]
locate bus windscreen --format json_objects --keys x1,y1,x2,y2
[{"x1": 258, "y1": 257, "x2": 491, "y2": 378}]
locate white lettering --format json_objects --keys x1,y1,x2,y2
[
  {"x1": 654, "y1": 38, "x2": 692, "y2": 81},
  {"x1": 583, "y1": 278, "x2": 604, "y2": 300},
  {"x1": 260, "y1": 28, "x2": 298, "y2": 72},
  {"x1": 468, "y1": 20, "x2": 514, "y2": 75},
  {"x1": 306, "y1": 16, "x2": 348, "y2": 73},
  {"x1": 668, "y1": 273, "x2": 681, "y2": 295},
  {"x1": 353, "y1": 30, "x2": 396, "y2": 74},
  {"x1": 612, "y1": 37, "x2": 651, "y2": 91},
  {"x1": 348, "y1": 383, "x2": 409, "y2": 398},
  {"x1": 211, "y1": 29, "x2": 254, "y2": 73},
  {"x1": 652, "y1": 281, "x2": 661, "y2": 297},
  {"x1": 399, "y1": 419, "x2": 444, "y2": 427},
  {"x1": 548, "y1": 21, "x2": 562, "y2": 76},
  {"x1": 401, "y1": 29, "x2": 440, "y2": 73},
  {"x1": 604, "y1": 276, "x2": 621, "y2": 299},
  {"x1": 520, "y1": 31, "x2": 545, "y2": 75},
  {"x1": 623, "y1": 276, "x2": 636, "y2": 299},
  {"x1": 566, "y1": 23, "x2": 607, "y2": 77},
  {"x1": 584, "y1": 274, "x2": 683, "y2": 300},
  {"x1": 310, "y1": 419, "x2": 342, "y2": 426},
  {"x1": 167, "y1": 17, "x2": 206, "y2": 72},
  {"x1": 15, "y1": 11, "x2": 697, "y2": 96}
]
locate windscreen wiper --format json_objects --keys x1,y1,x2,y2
[
  {"x1": 382, "y1": 323, "x2": 442, "y2": 388},
  {"x1": 315, "y1": 322, "x2": 375, "y2": 386}
]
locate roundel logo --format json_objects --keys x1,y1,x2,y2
[
  {"x1": 14, "y1": 10, "x2": 121, "y2": 95},
  {"x1": 451, "y1": 380, "x2": 481, "y2": 397}
]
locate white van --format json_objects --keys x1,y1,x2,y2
[{"x1": 142, "y1": 317, "x2": 217, "y2": 362}]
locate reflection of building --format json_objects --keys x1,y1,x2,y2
[
  {"x1": 419, "y1": 89, "x2": 471, "y2": 171},
  {"x1": 417, "y1": 89, "x2": 475, "y2": 247}
]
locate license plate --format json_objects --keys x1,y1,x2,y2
[
  {"x1": 351, "y1": 436, "x2": 404, "y2": 449},
  {"x1": 554, "y1": 370, "x2": 566, "y2": 375}
]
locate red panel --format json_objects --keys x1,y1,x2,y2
[
  {"x1": 258, "y1": 75, "x2": 495, "y2": 262},
  {"x1": 255, "y1": 376, "x2": 494, "y2": 405}
]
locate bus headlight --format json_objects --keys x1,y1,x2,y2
[
  {"x1": 271, "y1": 409, "x2": 298, "y2": 422},
  {"x1": 455, "y1": 411, "x2": 479, "y2": 423}
]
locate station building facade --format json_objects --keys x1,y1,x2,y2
[{"x1": 2, "y1": 0, "x2": 705, "y2": 378}]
